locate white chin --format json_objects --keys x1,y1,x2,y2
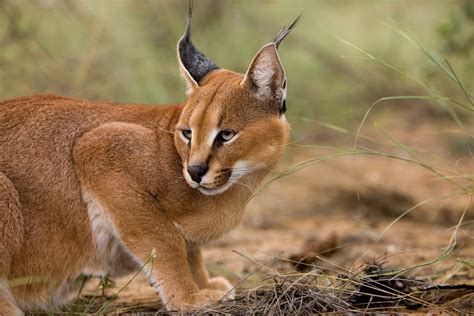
[
  {"x1": 182, "y1": 172, "x2": 233, "y2": 195},
  {"x1": 197, "y1": 182, "x2": 234, "y2": 196}
]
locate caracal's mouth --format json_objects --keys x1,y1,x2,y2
[
  {"x1": 182, "y1": 161, "x2": 259, "y2": 196},
  {"x1": 182, "y1": 170, "x2": 235, "y2": 196},
  {"x1": 196, "y1": 181, "x2": 235, "y2": 196}
]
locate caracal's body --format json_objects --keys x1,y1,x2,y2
[{"x1": 0, "y1": 6, "x2": 297, "y2": 314}]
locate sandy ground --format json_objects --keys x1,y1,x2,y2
[{"x1": 76, "y1": 110, "x2": 474, "y2": 313}]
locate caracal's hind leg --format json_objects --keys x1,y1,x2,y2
[{"x1": 0, "y1": 172, "x2": 24, "y2": 315}]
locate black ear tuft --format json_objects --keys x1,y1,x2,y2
[
  {"x1": 178, "y1": 1, "x2": 219, "y2": 84},
  {"x1": 272, "y1": 14, "x2": 301, "y2": 48}
]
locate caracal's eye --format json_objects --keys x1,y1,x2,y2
[
  {"x1": 218, "y1": 129, "x2": 236, "y2": 142},
  {"x1": 181, "y1": 129, "x2": 192, "y2": 141}
]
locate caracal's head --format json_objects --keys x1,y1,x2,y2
[{"x1": 174, "y1": 5, "x2": 299, "y2": 196}]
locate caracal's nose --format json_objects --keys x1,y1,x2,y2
[{"x1": 187, "y1": 164, "x2": 208, "y2": 183}]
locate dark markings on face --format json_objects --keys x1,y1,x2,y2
[{"x1": 280, "y1": 100, "x2": 287, "y2": 114}]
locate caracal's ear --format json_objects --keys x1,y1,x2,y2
[
  {"x1": 241, "y1": 15, "x2": 300, "y2": 110},
  {"x1": 177, "y1": 1, "x2": 219, "y2": 94}
]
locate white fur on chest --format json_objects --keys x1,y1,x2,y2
[{"x1": 82, "y1": 190, "x2": 136, "y2": 277}]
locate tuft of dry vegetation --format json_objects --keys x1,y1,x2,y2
[
  {"x1": 195, "y1": 264, "x2": 473, "y2": 315},
  {"x1": 61, "y1": 262, "x2": 473, "y2": 315}
]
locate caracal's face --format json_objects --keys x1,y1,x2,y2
[
  {"x1": 174, "y1": 70, "x2": 289, "y2": 196},
  {"x1": 174, "y1": 9, "x2": 295, "y2": 195}
]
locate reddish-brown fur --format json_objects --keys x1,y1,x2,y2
[{"x1": 0, "y1": 17, "x2": 292, "y2": 314}]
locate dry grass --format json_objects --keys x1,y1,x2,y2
[
  {"x1": 58, "y1": 259, "x2": 473, "y2": 315},
  {"x1": 196, "y1": 264, "x2": 473, "y2": 315}
]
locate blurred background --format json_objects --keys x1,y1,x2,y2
[
  {"x1": 1, "y1": 0, "x2": 473, "y2": 129},
  {"x1": 1, "y1": 0, "x2": 473, "y2": 311}
]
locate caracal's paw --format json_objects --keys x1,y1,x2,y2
[
  {"x1": 207, "y1": 276, "x2": 234, "y2": 298},
  {"x1": 169, "y1": 289, "x2": 227, "y2": 311}
]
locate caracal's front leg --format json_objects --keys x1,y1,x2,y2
[
  {"x1": 73, "y1": 122, "x2": 227, "y2": 310},
  {"x1": 87, "y1": 187, "x2": 225, "y2": 310},
  {"x1": 187, "y1": 242, "x2": 233, "y2": 295}
]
